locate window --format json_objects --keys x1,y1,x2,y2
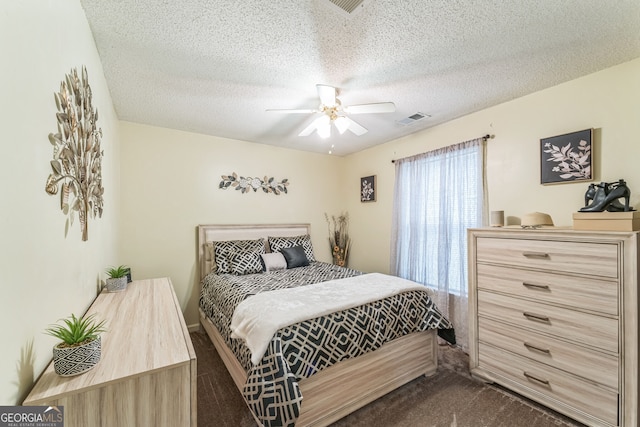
[{"x1": 391, "y1": 139, "x2": 485, "y2": 297}]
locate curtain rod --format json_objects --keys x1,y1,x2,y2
[{"x1": 390, "y1": 134, "x2": 494, "y2": 163}]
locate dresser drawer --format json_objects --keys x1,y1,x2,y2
[
  {"x1": 478, "y1": 290, "x2": 618, "y2": 353},
  {"x1": 476, "y1": 237, "x2": 618, "y2": 278},
  {"x1": 478, "y1": 343, "x2": 618, "y2": 426},
  {"x1": 478, "y1": 317, "x2": 618, "y2": 389},
  {"x1": 476, "y1": 263, "x2": 618, "y2": 316}
]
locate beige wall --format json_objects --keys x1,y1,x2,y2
[
  {"x1": 119, "y1": 58, "x2": 640, "y2": 329},
  {"x1": 344, "y1": 58, "x2": 640, "y2": 274},
  {"x1": 118, "y1": 122, "x2": 346, "y2": 327},
  {"x1": 0, "y1": 1, "x2": 121, "y2": 404}
]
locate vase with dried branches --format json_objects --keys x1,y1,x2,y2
[{"x1": 324, "y1": 212, "x2": 350, "y2": 267}]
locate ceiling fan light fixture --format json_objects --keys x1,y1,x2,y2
[
  {"x1": 270, "y1": 84, "x2": 393, "y2": 139},
  {"x1": 334, "y1": 116, "x2": 349, "y2": 134},
  {"x1": 317, "y1": 115, "x2": 331, "y2": 139}
]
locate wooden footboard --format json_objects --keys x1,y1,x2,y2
[{"x1": 199, "y1": 310, "x2": 437, "y2": 427}]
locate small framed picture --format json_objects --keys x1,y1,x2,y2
[
  {"x1": 540, "y1": 129, "x2": 593, "y2": 185},
  {"x1": 360, "y1": 175, "x2": 376, "y2": 202}
]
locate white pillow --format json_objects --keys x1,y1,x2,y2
[{"x1": 260, "y1": 252, "x2": 287, "y2": 272}]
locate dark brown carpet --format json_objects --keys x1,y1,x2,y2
[{"x1": 191, "y1": 330, "x2": 584, "y2": 427}]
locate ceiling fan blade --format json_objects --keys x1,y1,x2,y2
[
  {"x1": 344, "y1": 117, "x2": 368, "y2": 136},
  {"x1": 343, "y1": 102, "x2": 395, "y2": 114},
  {"x1": 298, "y1": 116, "x2": 325, "y2": 136},
  {"x1": 266, "y1": 108, "x2": 317, "y2": 114},
  {"x1": 298, "y1": 121, "x2": 318, "y2": 137},
  {"x1": 316, "y1": 84, "x2": 336, "y2": 107}
]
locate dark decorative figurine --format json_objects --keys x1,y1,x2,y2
[{"x1": 580, "y1": 179, "x2": 635, "y2": 212}]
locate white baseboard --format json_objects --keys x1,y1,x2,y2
[{"x1": 187, "y1": 323, "x2": 201, "y2": 333}]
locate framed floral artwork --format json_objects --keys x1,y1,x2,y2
[
  {"x1": 360, "y1": 175, "x2": 376, "y2": 202},
  {"x1": 540, "y1": 129, "x2": 593, "y2": 185}
]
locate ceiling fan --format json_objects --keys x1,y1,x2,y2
[{"x1": 267, "y1": 84, "x2": 395, "y2": 138}]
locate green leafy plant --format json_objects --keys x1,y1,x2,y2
[
  {"x1": 106, "y1": 265, "x2": 129, "y2": 279},
  {"x1": 44, "y1": 313, "x2": 107, "y2": 348}
]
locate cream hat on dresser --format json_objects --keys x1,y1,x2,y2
[{"x1": 521, "y1": 212, "x2": 554, "y2": 227}]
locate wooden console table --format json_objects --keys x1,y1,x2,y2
[{"x1": 24, "y1": 277, "x2": 197, "y2": 427}]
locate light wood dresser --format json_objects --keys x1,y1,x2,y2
[
  {"x1": 24, "y1": 277, "x2": 197, "y2": 427},
  {"x1": 468, "y1": 228, "x2": 639, "y2": 427}
]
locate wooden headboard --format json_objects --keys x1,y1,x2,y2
[{"x1": 197, "y1": 223, "x2": 311, "y2": 280}]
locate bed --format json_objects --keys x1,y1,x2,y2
[{"x1": 197, "y1": 223, "x2": 454, "y2": 427}]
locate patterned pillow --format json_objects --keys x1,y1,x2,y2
[
  {"x1": 213, "y1": 239, "x2": 265, "y2": 274},
  {"x1": 268, "y1": 235, "x2": 315, "y2": 262},
  {"x1": 230, "y1": 250, "x2": 263, "y2": 275}
]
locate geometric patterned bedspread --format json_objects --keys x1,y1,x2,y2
[{"x1": 199, "y1": 262, "x2": 455, "y2": 427}]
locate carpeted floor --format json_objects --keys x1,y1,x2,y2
[{"x1": 191, "y1": 330, "x2": 584, "y2": 427}]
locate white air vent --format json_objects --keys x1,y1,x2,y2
[
  {"x1": 327, "y1": 0, "x2": 366, "y2": 14},
  {"x1": 397, "y1": 112, "x2": 431, "y2": 126}
]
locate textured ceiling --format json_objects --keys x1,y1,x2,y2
[{"x1": 80, "y1": 0, "x2": 640, "y2": 156}]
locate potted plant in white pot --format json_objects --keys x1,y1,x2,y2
[
  {"x1": 45, "y1": 313, "x2": 107, "y2": 376},
  {"x1": 105, "y1": 265, "x2": 129, "y2": 292}
]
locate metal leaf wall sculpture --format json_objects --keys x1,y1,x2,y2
[
  {"x1": 45, "y1": 66, "x2": 104, "y2": 241},
  {"x1": 219, "y1": 173, "x2": 289, "y2": 195}
]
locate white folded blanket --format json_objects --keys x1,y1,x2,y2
[{"x1": 230, "y1": 272, "x2": 426, "y2": 365}]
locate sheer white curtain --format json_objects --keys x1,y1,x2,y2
[{"x1": 390, "y1": 138, "x2": 486, "y2": 350}]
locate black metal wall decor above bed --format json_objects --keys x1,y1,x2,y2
[{"x1": 219, "y1": 172, "x2": 289, "y2": 194}]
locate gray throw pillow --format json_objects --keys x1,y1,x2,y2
[{"x1": 280, "y1": 245, "x2": 310, "y2": 269}]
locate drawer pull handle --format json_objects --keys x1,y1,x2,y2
[
  {"x1": 523, "y1": 312, "x2": 550, "y2": 323},
  {"x1": 522, "y1": 282, "x2": 550, "y2": 291},
  {"x1": 523, "y1": 342, "x2": 551, "y2": 355},
  {"x1": 522, "y1": 251, "x2": 550, "y2": 259},
  {"x1": 523, "y1": 371, "x2": 550, "y2": 386}
]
